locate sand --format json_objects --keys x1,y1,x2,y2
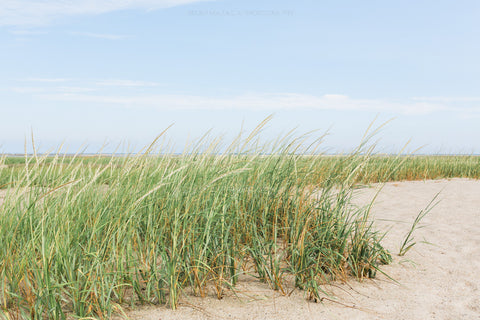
[{"x1": 126, "y1": 178, "x2": 480, "y2": 320}]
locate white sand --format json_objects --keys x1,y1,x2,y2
[{"x1": 127, "y1": 179, "x2": 480, "y2": 320}]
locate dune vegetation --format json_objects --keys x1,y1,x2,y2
[{"x1": 0, "y1": 120, "x2": 478, "y2": 319}]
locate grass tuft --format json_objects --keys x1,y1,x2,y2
[
  {"x1": 398, "y1": 192, "x2": 440, "y2": 256},
  {"x1": 0, "y1": 120, "x2": 474, "y2": 318}
]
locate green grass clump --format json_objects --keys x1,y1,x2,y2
[
  {"x1": 0, "y1": 122, "x2": 424, "y2": 319},
  {"x1": 305, "y1": 155, "x2": 480, "y2": 185}
]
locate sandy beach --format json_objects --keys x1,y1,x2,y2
[{"x1": 126, "y1": 178, "x2": 480, "y2": 320}]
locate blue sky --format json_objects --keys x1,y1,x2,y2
[{"x1": 1, "y1": 0, "x2": 479, "y2": 154}]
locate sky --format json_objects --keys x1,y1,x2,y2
[{"x1": 1, "y1": 0, "x2": 479, "y2": 154}]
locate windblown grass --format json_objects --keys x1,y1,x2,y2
[
  {"x1": 0, "y1": 122, "x2": 473, "y2": 319},
  {"x1": 398, "y1": 192, "x2": 440, "y2": 256}
]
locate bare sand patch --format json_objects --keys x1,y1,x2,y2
[{"x1": 125, "y1": 179, "x2": 480, "y2": 319}]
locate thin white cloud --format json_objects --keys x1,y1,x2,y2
[
  {"x1": 411, "y1": 96, "x2": 480, "y2": 118},
  {"x1": 10, "y1": 86, "x2": 96, "y2": 94},
  {"x1": 35, "y1": 92, "x2": 454, "y2": 115},
  {"x1": 24, "y1": 77, "x2": 70, "y2": 83},
  {"x1": 0, "y1": 0, "x2": 213, "y2": 27},
  {"x1": 70, "y1": 32, "x2": 129, "y2": 40},
  {"x1": 14, "y1": 78, "x2": 162, "y2": 91},
  {"x1": 413, "y1": 96, "x2": 480, "y2": 102},
  {"x1": 56, "y1": 86, "x2": 97, "y2": 93},
  {"x1": 96, "y1": 79, "x2": 162, "y2": 87},
  {"x1": 11, "y1": 78, "x2": 477, "y2": 115},
  {"x1": 9, "y1": 29, "x2": 47, "y2": 35},
  {"x1": 9, "y1": 86, "x2": 47, "y2": 93}
]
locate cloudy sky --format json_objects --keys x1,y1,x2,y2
[{"x1": 1, "y1": 0, "x2": 479, "y2": 154}]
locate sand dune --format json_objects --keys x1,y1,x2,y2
[{"x1": 127, "y1": 179, "x2": 480, "y2": 320}]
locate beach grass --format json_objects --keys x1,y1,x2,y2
[{"x1": 0, "y1": 122, "x2": 478, "y2": 319}]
